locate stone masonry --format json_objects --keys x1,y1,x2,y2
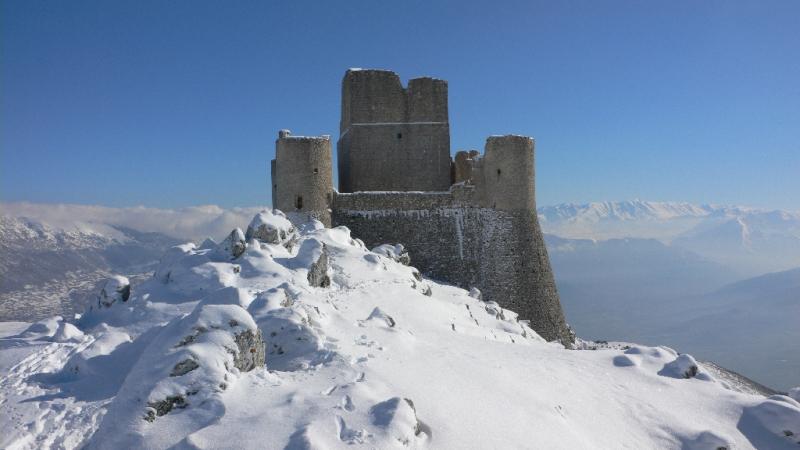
[{"x1": 271, "y1": 69, "x2": 573, "y2": 345}]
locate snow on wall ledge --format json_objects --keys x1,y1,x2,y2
[{"x1": 332, "y1": 188, "x2": 572, "y2": 344}]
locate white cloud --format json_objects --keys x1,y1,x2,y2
[{"x1": 0, "y1": 202, "x2": 269, "y2": 241}]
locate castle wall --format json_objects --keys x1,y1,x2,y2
[
  {"x1": 273, "y1": 131, "x2": 333, "y2": 226},
  {"x1": 330, "y1": 187, "x2": 571, "y2": 344},
  {"x1": 337, "y1": 69, "x2": 451, "y2": 192}
]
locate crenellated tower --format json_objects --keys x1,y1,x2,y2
[{"x1": 337, "y1": 69, "x2": 451, "y2": 192}]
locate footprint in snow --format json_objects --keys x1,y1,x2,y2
[
  {"x1": 341, "y1": 395, "x2": 355, "y2": 411},
  {"x1": 336, "y1": 415, "x2": 370, "y2": 444}
]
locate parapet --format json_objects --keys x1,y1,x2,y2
[{"x1": 340, "y1": 69, "x2": 448, "y2": 132}]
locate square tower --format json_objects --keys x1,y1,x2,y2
[{"x1": 337, "y1": 69, "x2": 452, "y2": 192}]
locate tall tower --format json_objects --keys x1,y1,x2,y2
[
  {"x1": 272, "y1": 130, "x2": 333, "y2": 226},
  {"x1": 337, "y1": 69, "x2": 452, "y2": 192}
]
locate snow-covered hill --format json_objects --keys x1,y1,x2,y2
[
  {"x1": 0, "y1": 216, "x2": 180, "y2": 321},
  {"x1": 0, "y1": 203, "x2": 266, "y2": 322},
  {"x1": 1, "y1": 211, "x2": 798, "y2": 449}
]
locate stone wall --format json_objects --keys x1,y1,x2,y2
[
  {"x1": 273, "y1": 131, "x2": 333, "y2": 226},
  {"x1": 337, "y1": 69, "x2": 451, "y2": 192},
  {"x1": 331, "y1": 188, "x2": 572, "y2": 344}
]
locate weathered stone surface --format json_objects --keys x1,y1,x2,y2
[
  {"x1": 97, "y1": 275, "x2": 131, "y2": 308},
  {"x1": 232, "y1": 328, "x2": 266, "y2": 372},
  {"x1": 218, "y1": 228, "x2": 246, "y2": 259},
  {"x1": 245, "y1": 210, "x2": 296, "y2": 246},
  {"x1": 332, "y1": 187, "x2": 572, "y2": 345},
  {"x1": 170, "y1": 359, "x2": 199, "y2": 377},
  {"x1": 307, "y1": 244, "x2": 331, "y2": 288},
  {"x1": 338, "y1": 70, "x2": 451, "y2": 193}
]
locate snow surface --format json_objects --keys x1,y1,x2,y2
[{"x1": 1, "y1": 213, "x2": 798, "y2": 449}]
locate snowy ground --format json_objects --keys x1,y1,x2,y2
[{"x1": 1, "y1": 210, "x2": 798, "y2": 449}]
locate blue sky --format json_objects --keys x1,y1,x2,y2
[{"x1": 2, "y1": 0, "x2": 799, "y2": 209}]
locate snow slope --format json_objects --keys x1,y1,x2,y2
[{"x1": 1, "y1": 210, "x2": 798, "y2": 449}]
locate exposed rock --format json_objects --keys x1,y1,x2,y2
[
  {"x1": 245, "y1": 210, "x2": 297, "y2": 247},
  {"x1": 232, "y1": 328, "x2": 266, "y2": 372},
  {"x1": 170, "y1": 359, "x2": 199, "y2": 377},
  {"x1": 307, "y1": 244, "x2": 331, "y2": 288},
  {"x1": 144, "y1": 395, "x2": 186, "y2": 422},
  {"x1": 659, "y1": 354, "x2": 701, "y2": 379},
  {"x1": 97, "y1": 276, "x2": 131, "y2": 308},
  {"x1": 371, "y1": 244, "x2": 411, "y2": 265},
  {"x1": 218, "y1": 228, "x2": 247, "y2": 260}
]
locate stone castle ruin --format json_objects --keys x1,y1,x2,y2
[{"x1": 271, "y1": 69, "x2": 572, "y2": 344}]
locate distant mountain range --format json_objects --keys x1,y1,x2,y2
[{"x1": 540, "y1": 200, "x2": 800, "y2": 276}]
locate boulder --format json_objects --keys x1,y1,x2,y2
[
  {"x1": 218, "y1": 228, "x2": 247, "y2": 259},
  {"x1": 245, "y1": 210, "x2": 296, "y2": 247},
  {"x1": 97, "y1": 276, "x2": 131, "y2": 308},
  {"x1": 307, "y1": 244, "x2": 331, "y2": 288}
]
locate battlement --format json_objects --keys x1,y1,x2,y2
[
  {"x1": 338, "y1": 69, "x2": 451, "y2": 192},
  {"x1": 340, "y1": 69, "x2": 448, "y2": 132}
]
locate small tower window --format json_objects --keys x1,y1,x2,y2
[
  {"x1": 295, "y1": 196, "x2": 303, "y2": 210},
  {"x1": 497, "y1": 169, "x2": 502, "y2": 177},
  {"x1": 313, "y1": 168, "x2": 319, "y2": 174},
  {"x1": 397, "y1": 133, "x2": 402, "y2": 139}
]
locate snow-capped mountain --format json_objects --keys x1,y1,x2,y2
[
  {"x1": 0, "y1": 203, "x2": 267, "y2": 322},
  {"x1": 539, "y1": 200, "x2": 800, "y2": 275},
  {"x1": 0, "y1": 216, "x2": 180, "y2": 321},
  {"x1": 1, "y1": 210, "x2": 798, "y2": 449}
]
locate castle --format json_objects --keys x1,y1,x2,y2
[{"x1": 271, "y1": 69, "x2": 572, "y2": 345}]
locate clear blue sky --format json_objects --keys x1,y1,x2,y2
[{"x1": 2, "y1": 0, "x2": 799, "y2": 209}]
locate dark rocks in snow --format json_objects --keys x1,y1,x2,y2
[
  {"x1": 218, "y1": 228, "x2": 247, "y2": 260},
  {"x1": 96, "y1": 276, "x2": 131, "y2": 308},
  {"x1": 144, "y1": 395, "x2": 187, "y2": 422},
  {"x1": 170, "y1": 359, "x2": 199, "y2": 377},
  {"x1": 232, "y1": 328, "x2": 266, "y2": 372},
  {"x1": 307, "y1": 244, "x2": 331, "y2": 288},
  {"x1": 659, "y1": 354, "x2": 701, "y2": 379},
  {"x1": 371, "y1": 244, "x2": 411, "y2": 266}
]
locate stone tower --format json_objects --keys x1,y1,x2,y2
[
  {"x1": 337, "y1": 69, "x2": 451, "y2": 192},
  {"x1": 272, "y1": 69, "x2": 573, "y2": 345},
  {"x1": 271, "y1": 130, "x2": 333, "y2": 226}
]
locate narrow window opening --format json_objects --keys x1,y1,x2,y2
[
  {"x1": 397, "y1": 133, "x2": 402, "y2": 139},
  {"x1": 295, "y1": 196, "x2": 303, "y2": 210},
  {"x1": 273, "y1": 184, "x2": 277, "y2": 189},
  {"x1": 313, "y1": 168, "x2": 319, "y2": 174},
  {"x1": 497, "y1": 169, "x2": 502, "y2": 177}
]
